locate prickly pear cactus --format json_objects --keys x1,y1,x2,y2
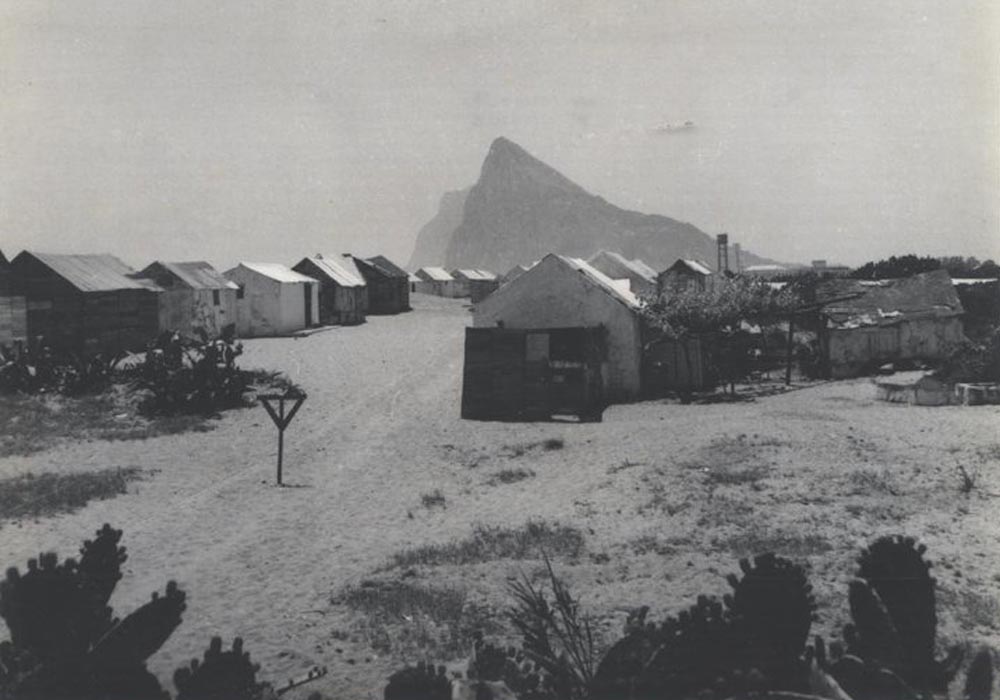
[
  {"x1": 174, "y1": 636, "x2": 274, "y2": 700},
  {"x1": 0, "y1": 525, "x2": 185, "y2": 700},
  {"x1": 856, "y1": 535, "x2": 937, "y2": 683},
  {"x1": 725, "y1": 553, "x2": 817, "y2": 666},
  {"x1": 383, "y1": 660, "x2": 451, "y2": 700},
  {"x1": 468, "y1": 633, "x2": 554, "y2": 700}
]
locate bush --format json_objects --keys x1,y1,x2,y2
[
  {"x1": 933, "y1": 329, "x2": 1000, "y2": 383},
  {"x1": 132, "y1": 326, "x2": 251, "y2": 415},
  {"x1": 0, "y1": 342, "x2": 123, "y2": 396}
]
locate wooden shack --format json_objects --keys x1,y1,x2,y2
[
  {"x1": 292, "y1": 254, "x2": 367, "y2": 325},
  {"x1": 134, "y1": 261, "x2": 238, "y2": 338},
  {"x1": 0, "y1": 250, "x2": 28, "y2": 346},
  {"x1": 11, "y1": 251, "x2": 161, "y2": 353},
  {"x1": 657, "y1": 259, "x2": 715, "y2": 297},
  {"x1": 414, "y1": 267, "x2": 459, "y2": 297},
  {"x1": 354, "y1": 255, "x2": 410, "y2": 314},
  {"x1": 452, "y1": 269, "x2": 500, "y2": 302},
  {"x1": 461, "y1": 326, "x2": 606, "y2": 421}
]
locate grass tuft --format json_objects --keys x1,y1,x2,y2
[
  {"x1": 0, "y1": 468, "x2": 142, "y2": 521},
  {"x1": 489, "y1": 468, "x2": 535, "y2": 485},
  {"x1": 421, "y1": 489, "x2": 447, "y2": 509},
  {"x1": 389, "y1": 521, "x2": 585, "y2": 568}
]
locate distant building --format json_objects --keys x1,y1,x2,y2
[
  {"x1": 292, "y1": 254, "x2": 367, "y2": 326},
  {"x1": 224, "y1": 262, "x2": 319, "y2": 337},
  {"x1": 587, "y1": 251, "x2": 657, "y2": 297},
  {"x1": 811, "y1": 259, "x2": 851, "y2": 277},
  {"x1": 0, "y1": 250, "x2": 27, "y2": 346},
  {"x1": 743, "y1": 264, "x2": 792, "y2": 280},
  {"x1": 355, "y1": 255, "x2": 410, "y2": 314},
  {"x1": 451, "y1": 269, "x2": 499, "y2": 302},
  {"x1": 11, "y1": 251, "x2": 161, "y2": 353},
  {"x1": 657, "y1": 258, "x2": 715, "y2": 296},
  {"x1": 473, "y1": 254, "x2": 644, "y2": 402},
  {"x1": 816, "y1": 269, "x2": 965, "y2": 378},
  {"x1": 414, "y1": 267, "x2": 459, "y2": 297},
  {"x1": 134, "y1": 261, "x2": 238, "y2": 338}
]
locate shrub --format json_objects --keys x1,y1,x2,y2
[
  {"x1": 0, "y1": 342, "x2": 123, "y2": 396},
  {"x1": 132, "y1": 326, "x2": 251, "y2": 415}
]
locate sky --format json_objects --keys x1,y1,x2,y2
[{"x1": 1, "y1": 0, "x2": 997, "y2": 270}]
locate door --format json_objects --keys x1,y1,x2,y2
[{"x1": 303, "y1": 283, "x2": 313, "y2": 327}]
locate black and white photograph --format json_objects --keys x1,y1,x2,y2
[{"x1": 1, "y1": 2, "x2": 998, "y2": 699}]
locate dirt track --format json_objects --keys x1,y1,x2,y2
[{"x1": 2, "y1": 294, "x2": 999, "y2": 699}]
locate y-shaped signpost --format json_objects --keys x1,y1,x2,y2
[{"x1": 258, "y1": 392, "x2": 307, "y2": 485}]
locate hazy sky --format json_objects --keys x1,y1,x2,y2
[{"x1": 2, "y1": 0, "x2": 997, "y2": 270}]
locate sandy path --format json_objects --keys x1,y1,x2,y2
[{"x1": 2, "y1": 294, "x2": 999, "y2": 699}]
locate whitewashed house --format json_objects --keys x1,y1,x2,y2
[
  {"x1": 224, "y1": 262, "x2": 319, "y2": 337},
  {"x1": 473, "y1": 254, "x2": 645, "y2": 402}
]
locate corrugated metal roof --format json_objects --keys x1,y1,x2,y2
[
  {"x1": 417, "y1": 267, "x2": 454, "y2": 282},
  {"x1": 562, "y1": 256, "x2": 641, "y2": 309},
  {"x1": 588, "y1": 251, "x2": 657, "y2": 283},
  {"x1": 305, "y1": 254, "x2": 366, "y2": 287},
  {"x1": 365, "y1": 255, "x2": 409, "y2": 278},
  {"x1": 664, "y1": 259, "x2": 713, "y2": 277},
  {"x1": 155, "y1": 261, "x2": 235, "y2": 290},
  {"x1": 236, "y1": 262, "x2": 316, "y2": 284},
  {"x1": 818, "y1": 269, "x2": 963, "y2": 328},
  {"x1": 629, "y1": 258, "x2": 659, "y2": 280},
  {"x1": 24, "y1": 252, "x2": 153, "y2": 292},
  {"x1": 452, "y1": 269, "x2": 497, "y2": 281}
]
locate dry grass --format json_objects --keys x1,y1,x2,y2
[
  {"x1": 389, "y1": 521, "x2": 585, "y2": 568},
  {"x1": 0, "y1": 468, "x2": 143, "y2": 522},
  {"x1": 488, "y1": 468, "x2": 535, "y2": 485},
  {"x1": 336, "y1": 579, "x2": 497, "y2": 659},
  {"x1": 500, "y1": 437, "x2": 565, "y2": 459},
  {"x1": 712, "y1": 526, "x2": 832, "y2": 558},
  {"x1": 0, "y1": 391, "x2": 212, "y2": 458},
  {"x1": 421, "y1": 489, "x2": 447, "y2": 509}
]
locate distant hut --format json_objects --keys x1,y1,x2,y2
[
  {"x1": 657, "y1": 259, "x2": 715, "y2": 296},
  {"x1": 0, "y1": 250, "x2": 27, "y2": 346},
  {"x1": 815, "y1": 269, "x2": 965, "y2": 378},
  {"x1": 134, "y1": 261, "x2": 238, "y2": 338},
  {"x1": 587, "y1": 251, "x2": 657, "y2": 297},
  {"x1": 292, "y1": 254, "x2": 367, "y2": 325},
  {"x1": 224, "y1": 262, "x2": 319, "y2": 337},
  {"x1": 354, "y1": 255, "x2": 410, "y2": 314},
  {"x1": 11, "y1": 251, "x2": 161, "y2": 353},
  {"x1": 501, "y1": 264, "x2": 531, "y2": 285},
  {"x1": 474, "y1": 254, "x2": 645, "y2": 402},
  {"x1": 451, "y1": 269, "x2": 499, "y2": 302},
  {"x1": 408, "y1": 272, "x2": 421, "y2": 294},
  {"x1": 414, "y1": 267, "x2": 458, "y2": 297}
]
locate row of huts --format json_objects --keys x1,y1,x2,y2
[
  {"x1": 0, "y1": 250, "x2": 411, "y2": 352},
  {"x1": 461, "y1": 252, "x2": 980, "y2": 419}
]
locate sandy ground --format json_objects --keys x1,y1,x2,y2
[{"x1": 1, "y1": 294, "x2": 999, "y2": 699}]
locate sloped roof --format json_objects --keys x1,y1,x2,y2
[
  {"x1": 663, "y1": 258, "x2": 713, "y2": 277},
  {"x1": 629, "y1": 258, "x2": 659, "y2": 279},
  {"x1": 818, "y1": 269, "x2": 963, "y2": 328},
  {"x1": 452, "y1": 269, "x2": 497, "y2": 281},
  {"x1": 20, "y1": 252, "x2": 153, "y2": 292},
  {"x1": 562, "y1": 256, "x2": 641, "y2": 309},
  {"x1": 365, "y1": 255, "x2": 409, "y2": 279},
  {"x1": 151, "y1": 261, "x2": 237, "y2": 290},
  {"x1": 417, "y1": 267, "x2": 454, "y2": 282},
  {"x1": 588, "y1": 250, "x2": 657, "y2": 283},
  {"x1": 236, "y1": 262, "x2": 316, "y2": 284},
  {"x1": 303, "y1": 255, "x2": 366, "y2": 288}
]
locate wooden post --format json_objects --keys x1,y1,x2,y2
[
  {"x1": 259, "y1": 392, "x2": 306, "y2": 486},
  {"x1": 785, "y1": 316, "x2": 795, "y2": 386}
]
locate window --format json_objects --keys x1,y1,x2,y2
[
  {"x1": 213, "y1": 290, "x2": 221, "y2": 306},
  {"x1": 236, "y1": 285, "x2": 245, "y2": 300}
]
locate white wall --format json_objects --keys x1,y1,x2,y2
[{"x1": 473, "y1": 256, "x2": 643, "y2": 401}]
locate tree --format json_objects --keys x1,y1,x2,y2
[
  {"x1": 850, "y1": 255, "x2": 941, "y2": 280},
  {"x1": 641, "y1": 278, "x2": 801, "y2": 392}
]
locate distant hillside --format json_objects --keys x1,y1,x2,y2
[
  {"x1": 408, "y1": 188, "x2": 469, "y2": 270},
  {"x1": 409, "y1": 137, "x2": 777, "y2": 273}
]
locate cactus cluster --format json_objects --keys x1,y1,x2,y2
[
  {"x1": 174, "y1": 637, "x2": 274, "y2": 700},
  {"x1": 384, "y1": 661, "x2": 451, "y2": 700},
  {"x1": 386, "y1": 537, "x2": 1000, "y2": 700},
  {"x1": 0, "y1": 524, "x2": 185, "y2": 700}
]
